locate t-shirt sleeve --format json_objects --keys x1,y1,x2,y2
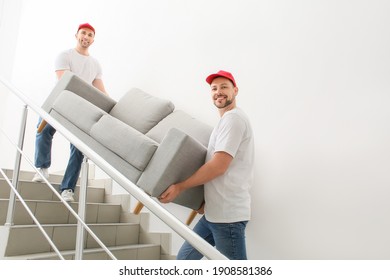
[
  {"x1": 54, "y1": 51, "x2": 70, "y2": 71},
  {"x1": 94, "y1": 60, "x2": 103, "y2": 80},
  {"x1": 215, "y1": 114, "x2": 246, "y2": 158}
]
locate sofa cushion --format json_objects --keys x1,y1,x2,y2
[
  {"x1": 146, "y1": 110, "x2": 213, "y2": 147},
  {"x1": 138, "y1": 128, "x2": 206, "y2": 210},
  {"x1": 52, "y1": 90, "x2": 106, "y2": 134},
  {"x1": 109, "y1": 88, "x2": 175, "y2": 134},
  {"x1": 50, "y1": 110, "x2": 143, "y2": 182},
  {"x1": 90, "y1": 115, "x2": 158, "y2": 171}
]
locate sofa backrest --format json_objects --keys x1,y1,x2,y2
[
  {"x1": 146, "y1": 110, "x2": 213, "y2": 148},
  {"x1": 42, "y1": 71, "x2": 116, "y2": 113},
  {"x1": 109, "y1": 88, "x2": 175, "y2": 134}
]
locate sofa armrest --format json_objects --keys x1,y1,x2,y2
[
  {"x1": 42, "y1": 70, "x2": 116, "y2": 113},
  {"x1": 137, "y1": 128, "x2": 206, "y2": 210}
]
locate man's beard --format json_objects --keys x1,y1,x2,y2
[
  {"x1": 79, "y1": 40, "x2": 90, "y2": 48},
  {"x1": 214, "y1": 96, "x2": 234, "y2": 109}
]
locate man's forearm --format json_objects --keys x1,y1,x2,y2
[{"x1": 179, "y1": 152, "x2": 233, "y2": 190}]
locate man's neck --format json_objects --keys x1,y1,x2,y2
[
  {"x1": 75, "y1": 46, "x2": 89, "y2": 56},
  {"x1": 218, "y1": 104, "x2": 236, "y2": 117}
]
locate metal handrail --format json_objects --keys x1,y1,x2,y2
[
  {"x1": 0, "y1": 115, "x2": 117, "y2": 260},
  {"x1": 0, "y1": 168, "x2": 65, "y2": 260},
  {"x1": 0, "y1": 76, "x2": 228, "y2": 260}
]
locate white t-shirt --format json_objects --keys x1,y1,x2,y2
[
  {"x1": 54, "y1": 48, "x2": 102, "y2": 84},
  {"x1": 204, "y1": 107, "x2": 255, "y2": 223}
]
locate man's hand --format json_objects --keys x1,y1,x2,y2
[
  {"x1": 159, "y1": 184, "x2": 182, "y2": 203},
  {"x1": 196, "y1": 202, "x2": 205, "y2": 214},
  {"x1": 92, "y1": 79, "x2": 108, "y2": 95}
]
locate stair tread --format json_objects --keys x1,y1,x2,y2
[
  {"x1": 9, "y1": 222, "x2": 139, "y2": 228},
  {"x1": 3, "y1": 244, "x2": 161, "y2": 260},
  {"x1": 0, "y1": 178, "x2": 106, "y2": 203},
  {"x1": 0, "y1": 197, "x2": 119, "y2": 205},
  {"x1": 0, "y1": 178, "x2": 105, "y2": 188}
]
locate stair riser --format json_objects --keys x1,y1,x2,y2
[
  {"x1": 1, "y1": 169, "x2": 65, "y2": 184},
  {"x1": 0, "y1": 200, "x2": 121, "y2": 225},
  {"x1": 0, "y1": 180, "x2": 105, "y2": 203},
  {"x1": 9, "y1": 245, "x2": 161, "y2": 260},
  {"x1": 5, "y1": 224, "x2": 140, "y2": 256}
]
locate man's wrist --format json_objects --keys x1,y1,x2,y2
[{"x1": 177, "y1": 182, "x2": 186, "y2": 193}]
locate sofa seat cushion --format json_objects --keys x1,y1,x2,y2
[
  {"x1": 90, "y1": 115, "x2": 158, "y2": 171},
  {"x1": 146, "y1": 110, "x2": 213, "y2": 147},
  {"x1": 109, "y1": 88, "x2": 175, "y2": 134},
  {"x1": 52, "y1": 90, "x2": 106, "y2": 134}
]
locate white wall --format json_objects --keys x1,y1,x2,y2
[
  {"x1": 0, "y1": 0, "x2": 23, "y2": 80},
  {"x1": 0, "y1": 0, "x2": 24, "y2": 168},
  {"x1": 2, "y1": 0, "x2": 390, "y2": 259}
]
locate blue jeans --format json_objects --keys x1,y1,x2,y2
[
  {"x1": 177, "y1": 216, "x2": 248, "y2": 260},
  {"x1": 34, "y1": 118, "x2": 83, "y2": 191}
]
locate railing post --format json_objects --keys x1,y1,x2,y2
[
  {"x1": 5, "y1": 105, "x2": 28, "y2": 226},
  {"x1": 74, "y1": 156, "x2": 89, "y2": 260}
]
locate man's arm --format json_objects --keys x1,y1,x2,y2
[
  {"x1": 92, "y1": 79, "x2": 108, "y2": 95},
  {"x1": 56, "y1": 70, "x2": 66, "y2": 80},
  {"x1": 159, "y1": 151, "x2": 233, "y2": 203}
]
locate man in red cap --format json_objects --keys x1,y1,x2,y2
[
  {"x1": 32, "y1": 23, "x2": 108, "y2": 203},
  {"x1": 160, "y1": 70, "x2": 254, "y2": 260}
]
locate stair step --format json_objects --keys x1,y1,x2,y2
[
  {"x1": 4, "y1": 223, "x2": 141, "y2": 256},
  {"x1": 1, "y1": 167, "x2": 112, "y2": 189},
  {"x1": 0, "y1": 168, "x2": 172, "y2": 260},
  {"x1": 0, "y1": 179, "x2": 105, "y2": 203},
  {"x1": 4, "y1": 244, "x2": 161, "y2": 260},
  {"x1": 1, "y1": 169, "x2": 67, "y2": 184},
  {"x1": 0, "y1": 199, "x2": 121, "y2": 225}
]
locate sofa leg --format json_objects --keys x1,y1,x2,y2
[
  {"x1": 133, "y1": 201, "x2": 144, "y2": 214},
  {"x1": 185, "y1": 210, "x2": 198, "y2": 226},
  {"x1": 37, "y1": 119, "x2": 47, "y2": 133}
]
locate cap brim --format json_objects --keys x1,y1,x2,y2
[{"x1": 206, "y1": 74, "x2": 220, "y2": 85}]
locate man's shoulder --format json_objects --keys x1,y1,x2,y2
[
  {"x1": 59, "y1": 48, "x2": 73, "y2": 54},
  {"x1": 221, "y1": 108, "x2": 253, "y2": 134},
  {"x1": 228, "y1": 108, "x2": 251, "y2": 122},
  {"x1": 223, "y1": 108, "x2": 248, "y2": 122},
  {"x1": 56, "y1": 49, "x2": 73, "y2": 58}
]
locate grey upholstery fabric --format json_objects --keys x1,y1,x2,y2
[
  {"x1": 138, "y1": 128, "x2": 206, "y2": 210},
  {"x1": 146, "y1": 110, "x2": 213, "y2": 147},
  {"x1": 109, "y1": 88, "x2": 175, "y2": 134},
  {"x1": 90, "y1": 115, "x2": 158, "y2": 171},
  {"x1": 43, "y1": 72, "x2": 210, "y2": 211},
  {"x1": 42, "y1": 70, "x2": 116, "y2": 113},
  {"x1": 50, "y1": 110, "x2": 142, "y2": 182},
  {"x1": 52, "y1": 90, "x2": 106, "y2": 134}
]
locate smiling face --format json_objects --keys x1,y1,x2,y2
[
  {"x1": 75, "y1": 28, "x2": 95, "y2": 50},
  {"x1": 210, "y1": 77, "x2": 238, "y2": 114}
]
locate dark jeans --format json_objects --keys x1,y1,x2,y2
[
  {"x1": 177, "y1": 215, "x2": 248, "y2": 260},
  {"x1": 34, "y1": 118, "x2": 83, "y2": 191}
]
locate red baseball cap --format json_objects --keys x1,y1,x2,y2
[
  {"x1": 77, "y1": 23, "x2": 95, "y2": 34},
  {"x1": 206, "y1": 70, "x2": 237, "y2": 87}
]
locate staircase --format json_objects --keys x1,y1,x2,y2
[{"x1": 0, "y1": 168, "x2": 174, "y2": 260}]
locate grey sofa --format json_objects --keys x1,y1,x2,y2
[{"x1": 41, "y1": 71, "x2": 212, "y2": 212}]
